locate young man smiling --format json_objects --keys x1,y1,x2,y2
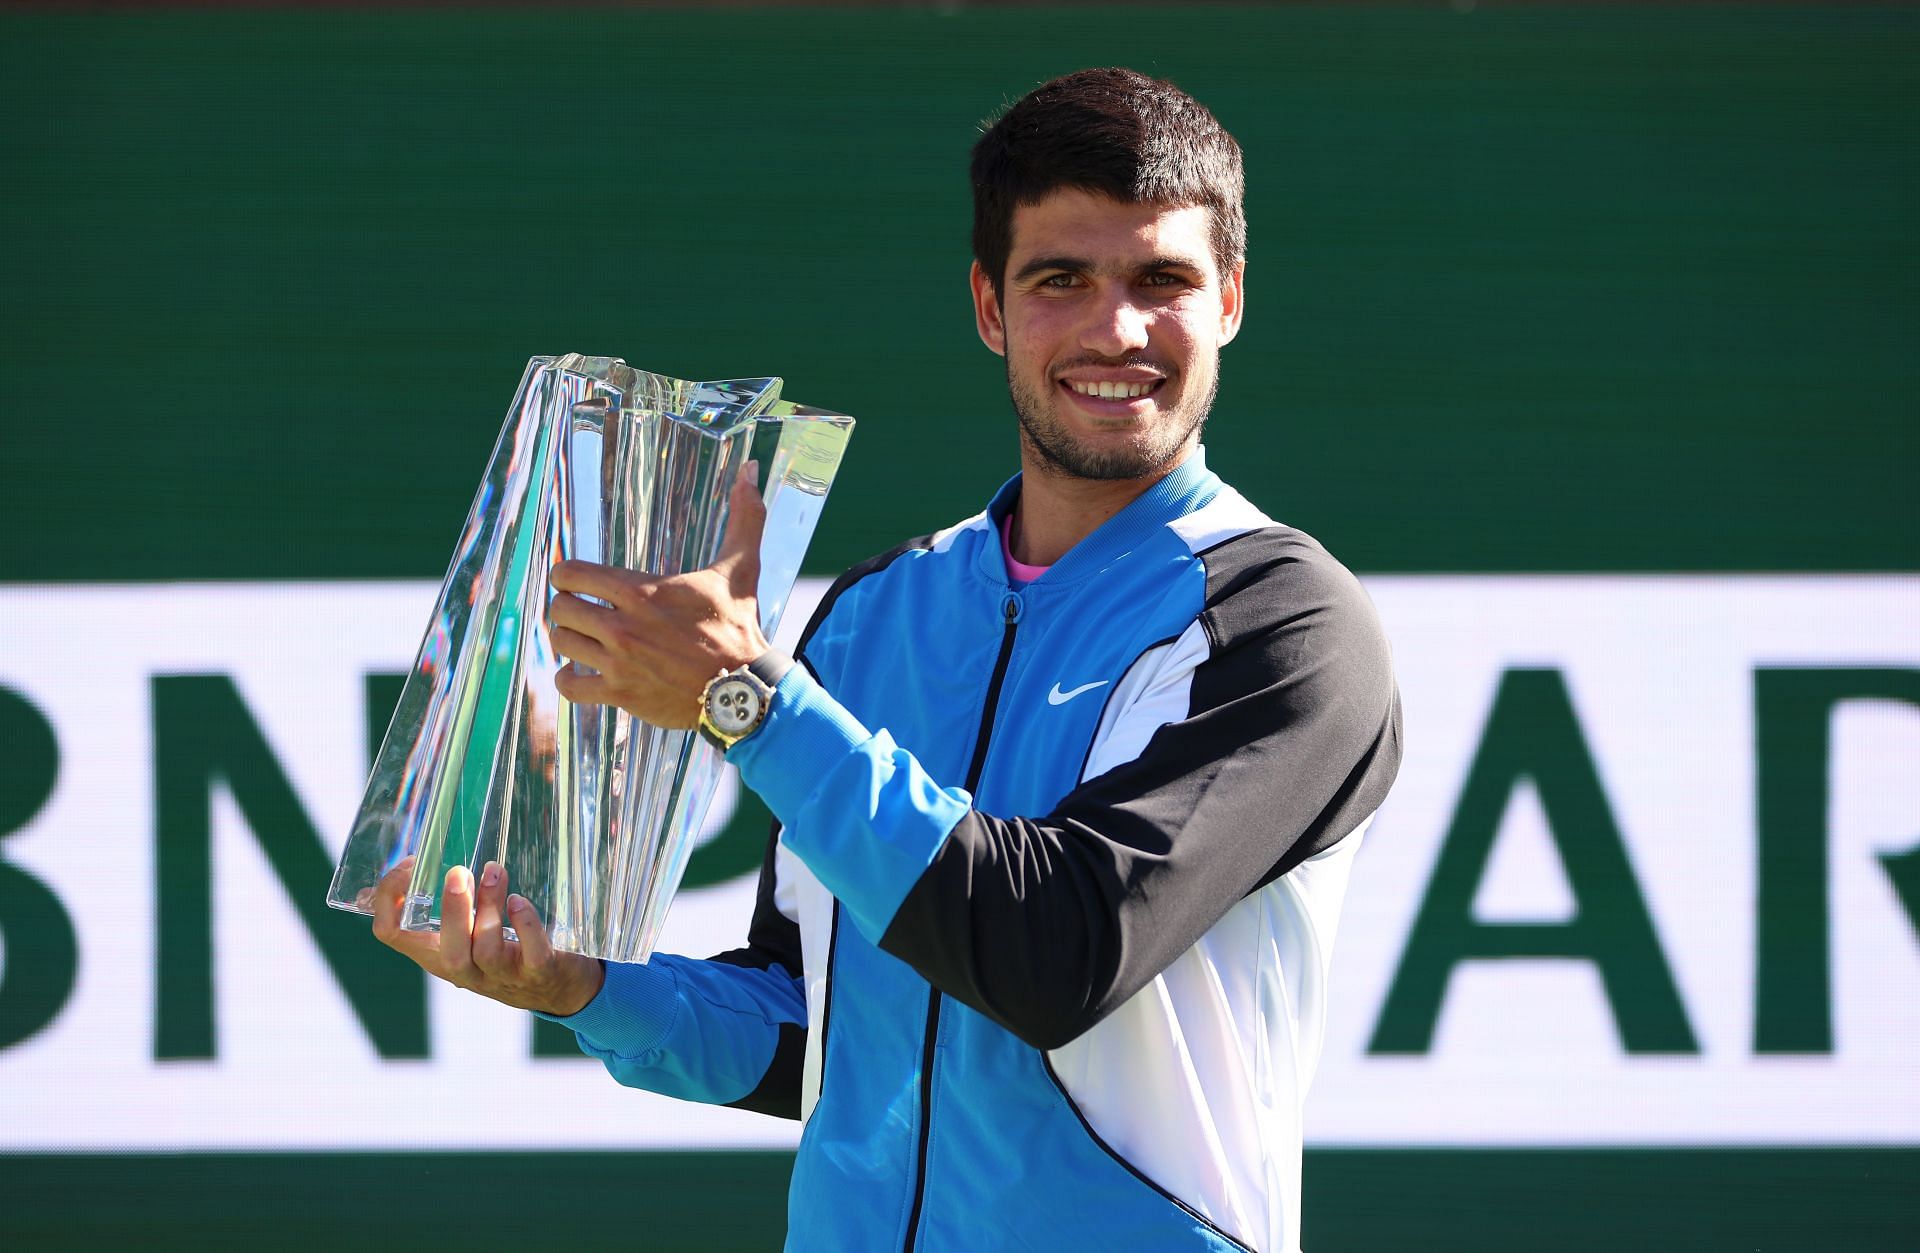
[
  {"x1": 374, "y1": 68, "x2": 1401, "y2": 1252},
  {"x1": 971, "y1": 185, "x2": 1239, "y2": 563}
]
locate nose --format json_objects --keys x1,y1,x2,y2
[{"x1": 1078, "y1": 288, "x2": 1150, "y2": 359}]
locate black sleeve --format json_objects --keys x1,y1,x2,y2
[
  {"x1": 709, "y1": 817, "x2": 807, "y2": 1120},
  {"x1": 876, "y1": 532, "x2": 1403, "y2": 1050}
]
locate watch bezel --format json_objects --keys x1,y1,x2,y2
[{"x1": 698, "y1": 664, "x2": 776, "y2": 751}]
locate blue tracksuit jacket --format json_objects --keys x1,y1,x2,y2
[{"x1": 546, "y1": 450, "x2": 1402, "y2": 1251}]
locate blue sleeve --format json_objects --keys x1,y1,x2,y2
[
  {"x1": 727, "y1": 664, "x2": 971, "y2": 945},
  {"x1": 537, "y1": 953, "x2": 806, "y2": 1105}
]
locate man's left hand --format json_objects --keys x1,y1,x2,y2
[{"x1": 549, "y1": 462, "x2": 771, "y2": 729}]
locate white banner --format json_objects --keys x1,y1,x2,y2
[{"x1": 0, "y1": 576, "x2": 1915, "y2": 1149}]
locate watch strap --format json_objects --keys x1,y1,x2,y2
[{"x1": 746, "y1": 647, "x2": 795, "y2": 690}]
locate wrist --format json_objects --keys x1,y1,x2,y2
[
  {"x1": 548, "y1": 956, "x2": 606, "y2": 1017},
  {"x1": 724, "y1": 628, "x2": 774, "y2": 675}
]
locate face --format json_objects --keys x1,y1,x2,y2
[{"x1": 971, "y1": 187, "x2": 1244, "y2": 482}]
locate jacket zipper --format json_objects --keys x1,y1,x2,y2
[{"x1": 901, "y1": 589, "x2": 1022, "y2": 1252}]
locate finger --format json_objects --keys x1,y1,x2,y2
[
  {"x1": 549, "y1": 590, "x2": 625, "y2": 642},
  {"x1": 369, "y1": 855, "x2": 417, "y2": 934},
  {"x1": 710, "y1": 461, "x2": 766, "y2": 595},
  {"x1": 471, "y1": 860, "x2": 510, "y2": 973},
  {"x1": 369, "y1": 857, "x2": 447, "y2": 969},
  {"x1": 507, "y1": 893, "x2": 555, "y2": 970},
  {"x1": 440, "y1": 865, "x2": 477, "y2": 981},
  {"x1": 554, "y1": 664, "x2": 616, "y2": 707},
  {"x1": 550, "y1": 624, "x2": 616, "y2": 671},
  {"x1": 551, "y1": 559, "x2": 646, "y2": 609}
]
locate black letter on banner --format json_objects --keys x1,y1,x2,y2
[
  {"x1": 1371, "y1": 668, "x2": 1698, "y2": 1054},
  {"x1": 154, "y1": 675, "x2": 427, "y2": 1059},
  {"x1": 0, "y1": 687, "x2": 78, "y2": 1052},
  {"x1": 1754, "y1": 667, "x2": 1920, "y2": 1054}
]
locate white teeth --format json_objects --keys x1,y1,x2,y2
[{"x1": 1070, "y1": 380, "x2": 1155, "y2": 399}]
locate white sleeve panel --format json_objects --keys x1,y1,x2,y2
[
  {"x1": 1080, "y1": 619, "x2": 1212, "y2": 783},
  {"x1": 1048, "y1": 821, "x2": 1371, "y2": 1253},
  {"x1": 772, "y1": 840, "x2": 804, "y2": 925},
  {"x1": 773, "y1": 839, "x2": 836, "y2": 1123}
]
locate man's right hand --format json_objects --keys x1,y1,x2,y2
[{"x1": 371, "y1": 856, "x2": 605, "y2": 1017}]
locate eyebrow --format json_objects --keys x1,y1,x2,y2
[{"x1": 1011, "y1": 254, "x2": 1208, "y2": 284}]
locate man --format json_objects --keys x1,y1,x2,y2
[{"x1": 374, "y1": 67, "x2": 1401, "y2": 1252}]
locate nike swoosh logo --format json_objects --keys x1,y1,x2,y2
[{"x1": 1047, "y1": 680, "x2": 1109, "y2": 706}]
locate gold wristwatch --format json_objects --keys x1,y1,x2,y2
[{"x1": 696, "y1": 650, "x2": 791, "y2": 751}]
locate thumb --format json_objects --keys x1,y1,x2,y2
[{"x1": 712, "y1": 460, "x2": 766, "y2": 593}]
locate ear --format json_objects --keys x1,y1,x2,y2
[
  {"x1": 970, "y1": 260, "x2": 1007, "y2": 357},
  {"x1": 1217, "y1": 259, "x2": 1246, "y2": 348}
]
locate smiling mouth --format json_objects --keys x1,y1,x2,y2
[{"x1": 1062, "y1": 379, "x2": 1165, "y2": 401}]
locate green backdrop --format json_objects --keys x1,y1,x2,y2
[
  {"x1": 2, "y1": 5, "x2": 1914, "y2": 584},
  {"x1": 1, "y1": 5, "x2": 1915, "y2": 1249}
]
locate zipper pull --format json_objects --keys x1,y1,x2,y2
[{"x1": 1000, "y1": 591, "x2": 1023, "y2": 625}]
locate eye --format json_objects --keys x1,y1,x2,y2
[{"x1": 1038, "y1": 273, "x2": 1078, "y2": 289}]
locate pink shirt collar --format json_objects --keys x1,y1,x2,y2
[{"x1": 1000, "y1": 511, "x2": 1051, "y2": 585}]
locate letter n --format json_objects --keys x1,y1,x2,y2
[{"x1": 153, "y1": 674, "x2": 427, "y2": 1059}]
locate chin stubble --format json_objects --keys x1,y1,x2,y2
[{"x1": 1007, "y1": 357, "x2": 1216, "y2": 482}]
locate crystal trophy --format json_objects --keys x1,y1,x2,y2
[{"x1": 326, "y1": 354, "x2": 853, "y2": 963}]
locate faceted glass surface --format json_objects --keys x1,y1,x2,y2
[{"x1": 326, "y1": 354, "x2": 853, "y2": 963}]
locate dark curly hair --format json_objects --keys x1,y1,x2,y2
[{"x1": 970, "y1": 68, "x2": 1246, "y2": 296}]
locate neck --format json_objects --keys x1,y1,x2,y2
[{"x1": 1006, "y1": 440, "x2": 1196, "y2": 568}]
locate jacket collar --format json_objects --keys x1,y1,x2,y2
[{"x1": 979, "y1": 446, "x2": 1220, "y2": 587}]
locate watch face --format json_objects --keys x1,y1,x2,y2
[{"x1": 708, "y1": 677, "x2": 764, "y2": 736}]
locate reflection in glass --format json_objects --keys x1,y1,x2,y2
[{"x1": 326, "y1": 355, "x2": 853, "y2": 963}]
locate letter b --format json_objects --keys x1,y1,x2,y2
[{"x1": 0, "y1": 687, "x2": 79, "y2": 1052}]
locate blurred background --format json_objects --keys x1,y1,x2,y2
[{"x1": 0, "y1": 2, "x2": 1914, "y2": 1249}]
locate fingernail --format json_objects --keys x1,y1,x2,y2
[
  {"x1": 507, "y1": 893, "x2": 529, "y2": 913},
  {"x1": 482, "y1": 861, "x2": 501, "y2": 887},
  {"x1": 445, "y1": 866, "x2": 469, "y2": 892},
  {"x1": 744, "y1": 460, "x2": 759, "y2": 482},
  {"x1": 397, "y1": 855, "x2": 416, "y2": 869}
]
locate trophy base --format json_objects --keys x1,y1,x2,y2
[
  {"x1": 401, "y1": 893, "x2": 529, "y2": 946},
  {"x1": 402, "y1": 894, "x2": 440, "y2": 933}
]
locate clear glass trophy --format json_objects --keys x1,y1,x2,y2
[{"x1": 326, "y1": 354, "x2": 853, "y2": 964}]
